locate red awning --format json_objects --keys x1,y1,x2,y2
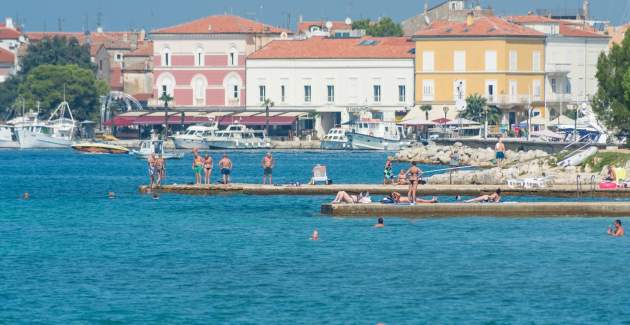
[
  {"x1": 104, "y1": 114, "x2": 212, "y2": 126},
  {"x1": 216, "y1": 115, "x2": 298, "y2": 126},
  {"x1": 432, "y1": 118, "x2": 451, "y2": 125},
  {"x1": 104, "y1": 115, "x2": 136, "y2": 127}
]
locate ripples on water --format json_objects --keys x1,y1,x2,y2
[{"x1": 0, "y1": 150, "x2": 628, "y2": 323}]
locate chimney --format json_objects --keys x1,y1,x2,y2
[
  {"x1": 5, "y1": 17, "x2": 14, "y2": 29},
  {"x1": 466, "y1": 12, "x2": 474, "y2": 26},
  {"x1": 96, "y1": 26, "x2": 104, "y2": 33},
  {"x1": 299, "y1": 15, "x2": 303, "y2": 23}
]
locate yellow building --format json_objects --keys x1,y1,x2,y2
[{"x1": 412, "y1": 15, "x2": 546, "y2": 131}]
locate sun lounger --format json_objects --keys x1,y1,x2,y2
[{"x1": 310, "y1": 164, "x2": 330, "y2": 185}]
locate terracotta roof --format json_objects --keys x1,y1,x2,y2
[
  {"x1": 298, "y1": 20, "x2": 352, "y2": 33},
  {"x1": 126, "y1": 41, "x2": 153, "y2": 57},
  {"x1": 248, "y1": 37, "x2": 414, "y2": 59},
  {"x1": 559, "y1": 23, "x2": 607, "y2": 38},
  {"x1": 152, "y1": 15, "x2": 290, "y2": 35},
  {"x1": 506, "y1": 15, "x2": 557, "y2": 24},
  {"x1": 413, "y1": 16, "x2": 544, "y2": 38},
  {"x1": 0, "y1": 26, "x2": 21, "y2": 39},
  {"x1": 507, "y1": 15, "x2": 608, "y2": 38},
  {"x1": 0, "y1": 47, "x2": 15, "y2": 64}
]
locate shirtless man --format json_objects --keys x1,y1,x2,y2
[
  {"x1": 218, "y1": 153, "x2": 233, "y2": 184},
  {"x1": 495, "y1": 137, "x2": 506, "y2": 168},
  {"x1": 608, "y1": 219, "x2": 625, "y2": 237},
  {"x1": 155, "y1": 155, "x2": 165, "y2": 186},
  {"x1": 374, "y1": 217, "x2": 385, "y2": 228},
  {"x1": 388, "y1": 191, "x2": 437, "y2": 204},
  {"x1": 262, "y1": 152, "x2": 274, "y2": 184},
  {"x1": 147, "y1": 154, "x2": 157, "y2": 188},
  {"x1": 466, "y1": 188, "x2": 502, "y2": 203}
]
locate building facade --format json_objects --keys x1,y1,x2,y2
[
  {"x1": 508, "y1": 15, "x2": 609, "y2": 114},
  {"x1": 150, "y1": 15, "x2": 289, "y2": 108},
  {"x1": 0, "y1": 17, "x2": 23, "y2": 82},
  {"x1": 412, "y1": 16, "x2": 546, "y2": 129},
  {"x1": 246, "y1": 37, "x2": 415, "y2": 136},
  {"x1": 402, "y1": 0, "x2": 493, "y2": 36}
]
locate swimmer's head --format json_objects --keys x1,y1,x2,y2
[
  {"x1": 377, "y1": 217, "x2": 384, "y2": 225},
  {"x1": 411, "y1": 161, "x2": 417, "y2": 166},
  {"x1": 496, "y1": 188, "x2": 502, "y2": 195},
  {"x1": 108, "y1": 192, "x2": 116, "y2": 198},
  {"x1": 23, "y1": 192, "x2": 30, "y2": 200},
  {"x1": 615, "y1": 219, "x2": 622, "y2": 226}
]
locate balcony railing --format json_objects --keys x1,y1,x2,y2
[
  {"x1": 546, "y1": 63, "x2": 571, "y2": 74},
  {"x1": 485, "y1": 95, "x2": 543, "y2": 105},
  {"x1": 546, "y1": 93, "x2": 573, "y2": 102}
]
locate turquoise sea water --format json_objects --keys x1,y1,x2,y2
[{"x1": 1, "y1": 150, "x2": 629, "y2": 323}]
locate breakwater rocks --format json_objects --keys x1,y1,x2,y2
[{"x1": 395, "y1": 143, "x2": 549, "y2": 168}]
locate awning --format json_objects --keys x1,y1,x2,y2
[
  {"x1": 445, "y1": 118, "x2": 480, "y2": 126},
  {"x1": 216, "y1": 114, "x2": 299, "y2": 126},
  {"x1": 432, "y1": 118, "x2": 451, "y2": 125},
  {"x1": 104, "y1": 111, "x2": 213, "y2": 126}
]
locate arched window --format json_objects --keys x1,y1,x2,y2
[
  {"x1": 224, "y1": 74, "x2": 242, "y2": 106},
  {"x1": 194, "y1": 47, "x2": 204, "y2": 67},
  {"x1": 161, "y1": 47, "x2": 171, "y2": 67},
  {"x1": 192, "y1": 76, "x2": 207, "y2": 106},
  {"x1": 228, "y1": 47, "x2": 238, "y2": 66},
  {"x1": 159, "y1": 75, "x2": 174, "y2": 102}
]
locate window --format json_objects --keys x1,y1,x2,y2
[
  {"x1": 195, "y1": 48, "x2": 204, "y2": 66},
  {"x1": 194, "y1": 78, "x2": 205, "y2": 105},
  {"x1": 453, "y1": 80, "x2": 466, "y2": 101},
  {"x1": 398, "y1": 85, "x2": 406, "y2": 102},
  {"x1": 304, "y1": 85, "x2": 312, "y2": 102},
  {"x1": 232, "y1": 85, "x2": 240, "y2": 100},
  {"x1": 551, "y1": 78, "x2": 557, "y2": 93},
  {"x1": 422, "y1": 51, "x2": 434, "y2": 72},
  {"x1": 509, "y1": 50, "x2": 518, "y2": 72},
  {"x1": 159, "y1": 76, "x2": 174, "y2": 100},
  {"x1": 422, "y1": 80, "x2": 434, "y2": 101},
  {"x1": 115, "y1": 53, "x2": 123, "y2": 62},
  {"x1": 259, "y1": 85, "x2": 266, "y2": 103},
  {"x1": 453, "y1": 51, "x2": 466, "y2": 72},
  {"x1": 485, "y1": 80, "x2": 497, "y2": 102},
  {"x1": 228, "y1": 47, "x2": 238, "y2": 66},
  {"x1": 327, "y1": 85, "x2": 335, "y2": 103},
  {"x1": 99, "y1": 60, "x2": 103, "y2": 71},
  {"x1": 280, "y1": 85, "x2": 286, "y2": 103},
  {"x1": 533, "y1": 79, "x2": 542, "y2": 99},
  {"x1": 532, "y1": 51, "x2": 541, "y2": 72},
  {"x1": 509, "y1": 80, "x2": 517, "y2": 100},
  {"x1": 565, "y1": 79, "x2": 572, "y2": 94},
  {"x1": 161, "y1": 85, "x2": 168, "y2": 97},
  {"x1": 485, "y1": 51, "x2": 497, "y2": 72},
  {"x1": 373, "y1": 85, "x2": 381, "y2": 102},
  {"x1": 162, "y1": 48, "x2": 171, "y2": 67}
]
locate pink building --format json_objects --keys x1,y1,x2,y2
[{"x1": 150, "y1": 15, "x2": 290, "y2": 109}]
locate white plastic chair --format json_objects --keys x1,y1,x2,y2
[{"x1": 310, "y1": 164, "x2": 329, "y2": 185}]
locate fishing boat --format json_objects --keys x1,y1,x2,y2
[
  {"x1": 320, "y1": 127, "x2": 351, "y2": 150},
  {"x1": 72, "y1": 142, "x2": 130, "y2": 154},
  {"x1": 170, "y1": 124, "x2": 218, "y2": 150},
  {"x1": 206, "y1": 123, "x2": 271, "y2": 149},
  {"x1": 0, "y1": 125, "x2": 19, "y2": 148},
  {"x1": 16, "y1": 101, "x2": 76, "y2": 149},
  {"x1": 130, "y1": 140, "x2": 184, "y2": 159},
  {"x1": 347, "y1": 119, "x2": 410, "y2": 150}
]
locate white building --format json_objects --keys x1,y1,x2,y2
[
  {"x1": 508, "y1": 16, "x2": 609, "y2": 114},
  {"x1": 0, "y1": 17, "x2": 23, "y2": 82},
  {"x1": 246, "y1": 37, "x2": 415, "y2": 136}
]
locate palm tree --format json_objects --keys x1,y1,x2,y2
[
  {"x1": 420, "y1": 104, "x2": 432, "y2": 121},
  {"x1": 159, "y1": 92, "x2": 174, "y2": 139},
  {"x1": 261, "y1": 98, "x2": 274, "y2": 137}
]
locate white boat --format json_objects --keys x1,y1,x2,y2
[
  {"x1": 320, "y1": 127, "x2": 351, "y2": 150},
  {"x1": 206, "y1": 123, "x2": 271, "y2": 149},
  {"x1": 0, "y1": 125, "x2": 19, "y2": 148},
  {"x1": 16, "y1": 101, "x2": 76, "y2": 149},
  {"x1": 130, "y1": 140, "x2": 184, "y2": 159},
  {"x1": 347, "y1": 119, "x2": 410, "y2": 150},
  {"x1": 171, "y1": 124, "x2": 218, "y2": 150}
]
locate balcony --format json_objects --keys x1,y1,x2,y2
[
  {"x1": 546, "y1": 93, "x2": 574, "y2": 103},
  {"x1": 546, "y1": 63, "x2": 571, "y2": 76},
  {"x1": 485, "y1": 95, "x2": 544, "y2": 107}
]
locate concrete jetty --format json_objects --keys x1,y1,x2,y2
[
  {"x1": 139, "y1": 183, "x2": 630, "y2": 198},
  {"x1": 320, "y1": 202, "x2": 630, "y2": 218}
]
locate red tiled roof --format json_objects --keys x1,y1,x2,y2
[
  {"x1": 298, "y1": 20, "x2": 352, "y2": 33},
  {"x1": 559, "y1": 23, "x2": 607, "y2": 38},
  {"x1": 0, "y1": 26, "x2": 21, "y2": 39},
  {"x1": 506, "y1": 15, "x2": 557, "y2": 24},
  {"x1": 152, "y1": 15, "x2": 290, "y2": 35},
  {"x1": 507, "y1": 15, "x2": 608, "y2": 38},
  {"x1": 0, "y1": 47, "x2": 15, "y2": 64},
  {"x1": 413, "y1": 16, "x2": 544, "y2": 38},
  {"x1": 126, "y1": 41, "x2": 153, "y2": 57},
  {"x1": 248, "y1": 37, "x2": 414, "y2": 59}
]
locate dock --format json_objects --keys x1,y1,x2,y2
[
  {"x1": 139, "y1": 183, "x2": 630, "y2": 198},
  {"x1": 320, "y1": 202, "x2": 630, "y2": 218}
]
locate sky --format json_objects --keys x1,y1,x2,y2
[{"x1": 3, "y1": 0, "x2": 630, "y2": 32}]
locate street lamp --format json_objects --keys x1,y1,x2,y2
[{"x1": 159, "y1": 92, "x2": 174, "y2": 140}]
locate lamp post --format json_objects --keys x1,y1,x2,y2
[
  {"x1": 483, "y1": 106, "x2": 489, "y2": 139},
  {"x1": 159, "y1": 92, "x2": 174, "y2": 140},
  {"x1": 262, "y1": 98, "x2": 275, "y2": 137},
  {"x1": 442, "y1": 106, "x2": 449, "y2": 137}
]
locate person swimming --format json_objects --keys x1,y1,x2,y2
[
  {"x1": 374, "y1": 217, "x2": 385, "y2": 228},
  {"x1": 608, "y1": 219, "x2": 625, "y2": 237},
  {"x1": 465, "y1": 188, "x2": 501, "y2": 203},
  {"x1": 108, "y1": 192, "x2": 116, "y2": 199},
  {"x1": 311, "y1": 229, "x2": 319, "y2": 240},
  {"x1": 22, "y1": 192, "x2": 30, "y2": 200},
  {"x1": 152, "y1": 192, "x2": 160, "y2": 200}
]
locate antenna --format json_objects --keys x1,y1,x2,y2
[{"x1": 57, "y1": 17, "x2": 64, "y2": 31}]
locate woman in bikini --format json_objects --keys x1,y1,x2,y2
[
  {"x1": 405, "y1": 162, "x2": 422, "y2": 204},
  {"x1": 387, "y1": 191, "x2": 437, "y2": 204},
  {"x1": 203, "y1": 154, "x2": 213, "y2": 185}
]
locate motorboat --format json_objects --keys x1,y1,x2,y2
[
  {"x1": 347, "y1": 119, "x2": 410, "y2": 150},
  {"x1": 206, "y1": 123, "x2": 271, "y2": 149},
  {"x1": 171, "y1": 124, "x2": 218, "y2": 150},
  {"x1": 72, "y1": 142, "x2": 130, "y2": 154},
  {"x1": 130, "y1": 140, "x2": 184, "y2": 159},
  {"x1": 15, "y1": 101, "x2": 76, "y2": 149},
  {"x1": 0, "y1": 125, "x2": 19, "y2": 148},
  {"x1": 320, "y1": 127, "x2": 351, "y2": 150}
]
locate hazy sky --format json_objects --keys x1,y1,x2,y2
[{"x1": 4, "y1": 0, "x2": 630, "y2": 32}]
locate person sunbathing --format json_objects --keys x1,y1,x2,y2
[
  {"x1": 387, "y1": 191, "x2": 437, "y2": 204},
  {"x1": 465, "y1": 189, "x2": 501, "y2": 203},
  {"x1": 397, "y1": 169, "x2": 408, "y2": 185},
  {"x1": 332, "y1": 191, "x2": 370, "y2": 204}
]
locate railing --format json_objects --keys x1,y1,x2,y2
[
  {"x1": 486, "y1": 95, "x2": 541, "y2": 105},
  {"x1": 545, "y1": 63, "x2": 571, "y2": 74},
  {"x1": 547, "y1": 93, "x2": 573, "y2": 102}
]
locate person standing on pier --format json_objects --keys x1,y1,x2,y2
[
  {"x1": 495, "y1": 137, "x2": 506, "y2": 168},
  {"x1": 156, "y1": 154, "x2": 166, "y2": 186},
  {"x1": 219, "y1": 154, "x2": 233, "y2": 184},
  {"x1": 203, "y1": 154, "x2": 213, "y2": 185},
  {"x1": 148, "y1": 153, "x2": 157, "y2": 188},
  {"x1": 192, "y1": 152, "x2": 203, "y2": 185},
  {"x1": 405, "y1": 162, "x2": 422, "y2": 204},
  {"x1": 262, "y1": 152, "x2": 275, "y2": 184},
  {"x1": 384, "y1": 158, "x2": 394, "y2": 184}
]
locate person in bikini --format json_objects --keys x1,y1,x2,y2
[
  {"x1": 397, "y1": 169, "x2": 408, "y2": 185},
  {"x1": 192, "y1": 152, "x2": 203, "y2": 185},
  {"x1": 465, "y1": 188, "x2": 502, "y2": 203},
  {"x1": 262, "y1": 152, "x2": 274, "y2": 184},
  {"x1": 147, "y1": 153, "x2": 157, "y2": 188},
  {"x1": 405, "y1": 162, "x2": 422, "y2": 204},
  {"x1": 332, "y1": 191, "x2": 371, "y2": 204},
  {"x1": 387, "y1": 191, "x2": 437, "y2": 204},
  {"x1": 219, "y1": 154, "x2": 233, "y2": 184},
  {"x1": 203, "y1": 154, "x2": 213, "y2": 185}
]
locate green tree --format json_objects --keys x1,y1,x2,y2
[
  {"x1": 420, "y1": 104, "x2": 432, "y2": 120},
  {"x1": 592, "y1": 29, "x2": 630, "y2": 140},
  {"x1": 18, "y1": 64, "x2": 109, "y2": 121},
  {"x1": 352, "y1": 17, "x2": 403, "y2": 37},
  {"x1": 459, "y1": 94, "x2": 502, "y2": 124},
  {"x1": 20, "y1": 35, "x2": 94, "y2": 75},
  {"x1": 0, "y1": 76, "x2": 21, "y2": 117}
]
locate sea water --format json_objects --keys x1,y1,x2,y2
[{"x1": 1, "y1": 150, "x2": 629, "y2": 323}]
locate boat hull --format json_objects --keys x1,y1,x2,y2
[
  {"x1": 130, "y1": 151, "x2": 184, "y2": 160},
  {"x1": 206, "y1": 140, "x2": 271, "y2": 150},
  {"x1": 172, "y1": 138, "x2": 209, "y2": 150},
  {"x1": 320, "y1": 140, "x2": 351, "y2": 150},
  {"x1": 72, "y1": 143, "x2": 130, "y2": 154},
  {"x1": 0, "y1": 139, "x2": 19, "y2": 149},
  {"x1": 348, "y1": 132, "x2": 409, "y2": 151},
  {"x1": 16, "y1": 128, "x2": 73, "y2": 149}
]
